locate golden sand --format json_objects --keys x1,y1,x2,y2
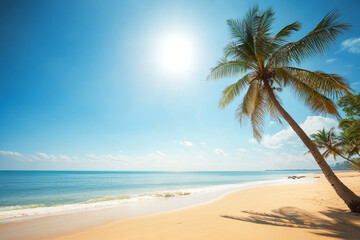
[{"x1": 54, "y1": 171, "x2": 360, "y2": 240}]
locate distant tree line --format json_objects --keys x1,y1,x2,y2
[{"x1": 331, "y1": 161, "x2": 353, "y2": 170}]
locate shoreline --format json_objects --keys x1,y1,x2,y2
[
  {"x1": 0, "y1": 175, "x2": 317, "y2": 240},
  {"x1": 53, "y1": 171, "x2": 360, "y2": 240},
  {"x1": 1, "y1": 171, "x2": 359, "y2": 240},
  {"x1": 0, "y1": 173, "x2": 317, "y2": 224}
]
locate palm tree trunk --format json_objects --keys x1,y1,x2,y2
[{"x1": 264, "y1": 80, "x2": 360, "y2": 213}]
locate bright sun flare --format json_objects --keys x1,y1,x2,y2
[{"x1": 159, "y1": 35, "x2": 193, "y2": 74}]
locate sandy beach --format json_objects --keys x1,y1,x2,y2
[
  {"x1": 2, "y1": 1, "x2": 360, "y2": 239},
  {"x1": 47, "y1": 171, "x2": 359, "y2": 240}
]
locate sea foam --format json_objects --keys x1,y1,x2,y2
[{"x1": 0, "y1": 177, "x2": 315, "y2": 223}]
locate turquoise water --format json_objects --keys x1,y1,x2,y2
[{"x1": 0, "y1": 170, "x2": 320, "y2": 221}]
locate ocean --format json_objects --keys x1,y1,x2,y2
[{"x1": 0, "y1": 170, "x2": 320, "y2": 222}]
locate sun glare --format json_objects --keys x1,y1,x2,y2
[{"x1": 159, "y1": 35, "x2": 193, "y2": 75}]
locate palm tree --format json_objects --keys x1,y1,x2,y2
[
  {"x1": 207, "y1": 6, "x2": 360, "y2": 212},
  {"x1": 310, "y1": 128, "x2": 360, "y2": 167},
  {"x1": 339, "y1": 134, "x2": 360, "y2": 162},
  {"x1": 339, "y1": 119, "x2": 360, "y2": 161},
  {"x1": 339, "y1": 119, "x2": 360, "y2": 145}
]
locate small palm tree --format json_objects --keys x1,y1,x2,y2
[
  {"x1": 339, "y1": 119, "x2": 360, "y2": 144},
  {"x1": 339, "y1": 119, "x2": 360, "y2": 161},
  {"x1": 208, "y1": 6, "x2": 360, "y2": 212},
  {"x1": 310, "y1": 128, "x2": 360, "y2": 167},
  {"x1": 340, "y1": 134, "x2": 360, "y2": 161}
]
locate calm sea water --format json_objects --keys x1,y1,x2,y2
[{"x1": 0, "y1": 170, "x2": 320, "y2": 221}]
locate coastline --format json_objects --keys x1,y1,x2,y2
[
  {"x1": 56, "y1": 171, "x2": 359, "y2": 240},
  {"x1": 0, "y1": 171, "x2": 319, "y2": 224},
  {"x1": 1, "y1": 171, "x2": 359, "y2": 239},
  {"x1": 0, "y1": 175, "x2": 316, "y2": 240}
]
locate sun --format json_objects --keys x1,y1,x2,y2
[{"x1": 159, "y1": 34, "x2": 193, "y2": 75}]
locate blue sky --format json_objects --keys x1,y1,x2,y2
[{"x1": 1, "y1": 0, "x2": 360, "y2": 171}]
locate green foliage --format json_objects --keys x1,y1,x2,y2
[
  {"x1": 310, "y1": 106, "x2": 360, "y2": 169},
  {"x1": 337, "y1": 93, "x2": 360, "y2": 118},
  {"x1": 340, "y1": 118, "x2": 360, "y2": 139},
  {"x1": 352, "y1": 158, "x2": 360, "y2": 170},
  {"x1": 310, "y1": 127, "x2": 360, "y2": 168},
  {"x1": 339, "y1": 118, "x2": 360, "y2": 158},
  {"x1": 336, "y1": 92, "x2": 360, "y2": 168},
  {"x1": 207, "y1": 5, "x2": 353, "y2": 141},
  {"x1": 310, "y1": 128, "x2": 341, "y2": 160}
]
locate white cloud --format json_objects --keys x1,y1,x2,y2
[
  {"x1": 261, "y1": 116, "x2": 338, "y2": 149},
  {"x1": 154, "y1": 151, "x2": 166, "y2": 157},
  {"x1": 149, "y1": 151, "x2": 167, "y2": 161},
  {"x1": 87, "y1": 153, "x2": 129, "y2": 162},
  {"x1": 214, "y1": 148, "x2": 229, "y2": 157},
  {"x1": 0, "y1": 150, "x2": 78, "y2": 162},
  {"x1": 36, "y1": 152, "x2": 57, "y2": 161},
  {"x1": 351, "y1": 81, "x2": 360, "y2": 86},
  {"x1": 36, "y1": 153, "x2": 79, "y2": 162},
  {"x1": 269, "y1": 121, "x2": 276, "y2": 125},
  {"x1": 0, "y1": 150, "x2": 24, "y2": 158},
  {"x1": 236, "y1": 148, "x2": 248, "y2": 156},
  {"x1": 176, "y1": 138, "x2": 194, "y2": 147},
  {"x1": 58, "y1": 154, "x2": 73, "y2": 162},
  {"x1": 325, "y1": 58, "x2": 336, "y2": 63},
  {"x1": 263, "y1": 151, "x2": 318, "y2": 169},
  {"x1": 249, "y1": 138, "x2": 258, "y2": 144},
  {"x1": 0, "y1": 150, "x2": 27, "y2": 161},
  {"x1": 201, "y1": 142, "x2": 207, "y2": 147},
  {"x1": 182, "y1": 140, "x2": 194, "y2": 147},
  {"x1": 341, "y1": 38, "x2": 360, "y2": 54}
]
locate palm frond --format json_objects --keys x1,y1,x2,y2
[
  {"x1": 257, "y1": 7, "x2": 275, "y2": 36},
  {"x1": 254, "y1": 7, "x2": 275, "y2": 57},
  {"x1": 281, "y1": 67, "x2": 354, "y2": 98},
  {"x1": 235, "y1": 80, "x2": 266, "y2": 141},
  {"x1": 223, "y1": 42, "x2": 258, "y2": 66},
  {"x1": 250, "y1": 88, "x2": 267, "y2": 141},
  {"x1": 236, "y1": 80, "x2": 259, "y2": 125},
  {"x1": 268, "y1": 10, "x2": 351, "y2": 66},
  {"x1": 264, "y1": 89, "x2": 283, "y2": 124},
  {"x1": 276, "y1": 68, "x2": 340, "y2": 118},
  {"x1": 207, "y1": 58, "x2": 249, "y2": 81},
  {"x1": 226, "y1": 18, "x2": 254, "y2": 51},
  {"x1": 226, "y1": 6, "x2": 273, "y2": 64},
  {"x1": 219, "y1": 73, "x2": 253, "y2": 109},
  {"x1": 265, "y1": 21, "x2": 301, "y2": 55},
  {"x1": 272, "y1": 21, "x2": 301, "y2": 44}
]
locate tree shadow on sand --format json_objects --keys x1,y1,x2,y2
[{"x1": 221, "y1": 207, "x2": 360, "y2": 240}]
